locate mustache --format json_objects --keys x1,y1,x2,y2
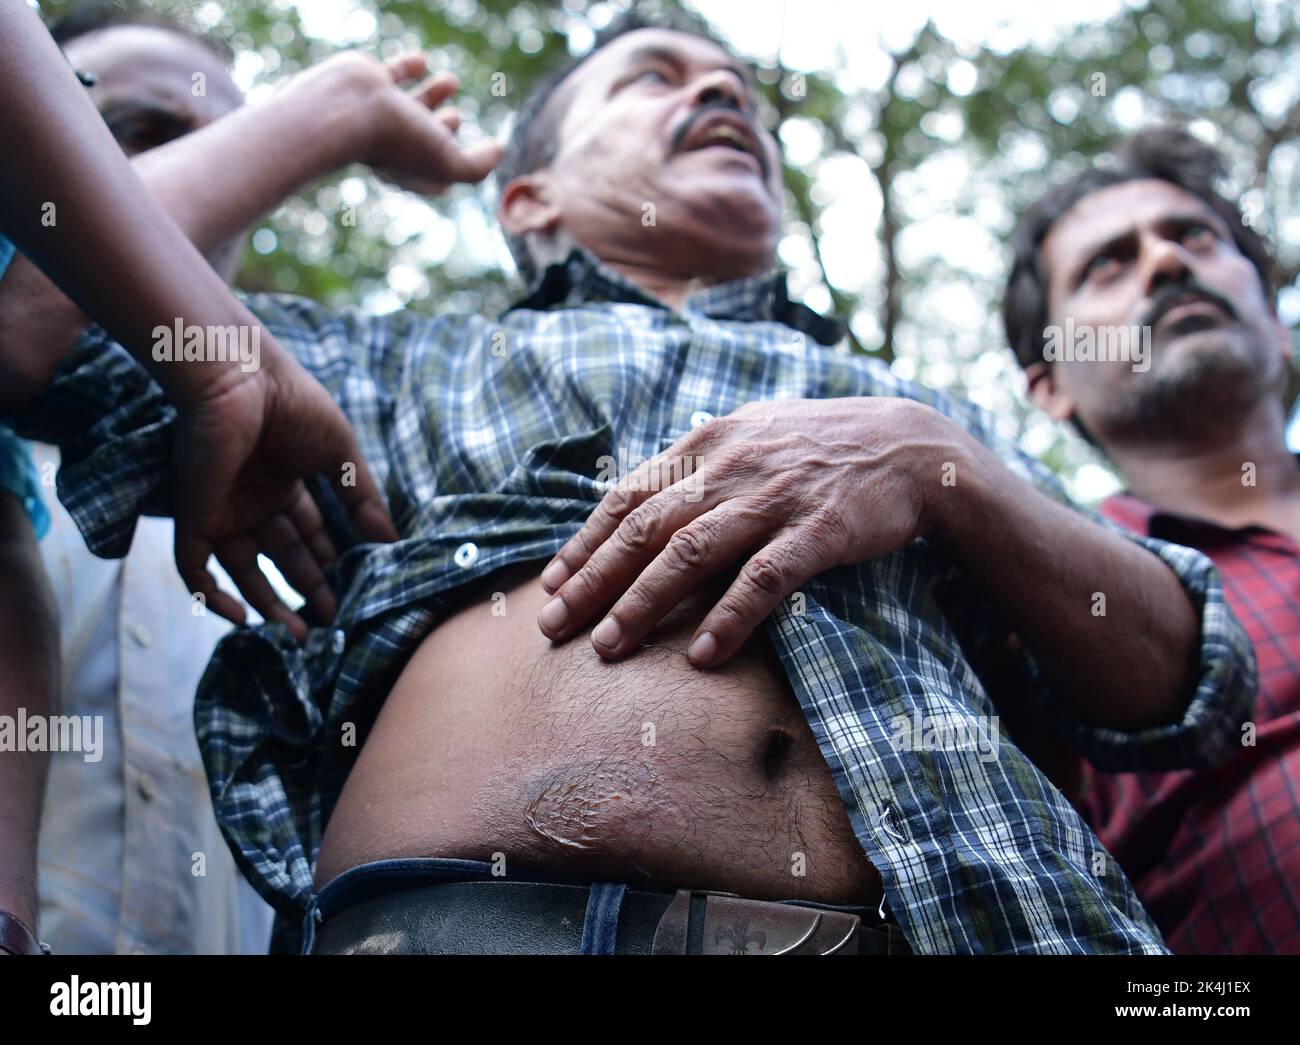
[
  {"x1": 1140, "y1": 279, "x2": 1238, "y2": 331},
  {"x1": 669, "y1": 102, "x2": 770, "y2": 180}
]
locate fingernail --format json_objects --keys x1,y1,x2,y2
[
  {"x1": 540, "y1": 559, "x2": 570, "y2": 592},
  {"x1": 539, "y1": 597, "x2": 568, "y2": 631},
  {"x1": 592, "y1": 615, "x2": 622, "y2": 648},
  {"x1": 687, "y1": 631, "x2": 718, "y2": 666}
]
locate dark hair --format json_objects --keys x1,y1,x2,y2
[
  {"x1": 1002, "y1": 125, "x2": 1276, "y2": 372},
  {"x1": 495, "y1": 7, "x2": 726, "y2": 285},
  {"x1": 49, "y1": 0, "x2": 234, "y2": 65}
]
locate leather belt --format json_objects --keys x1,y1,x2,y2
[
  {"x1": 314, "y1": 879, "x2": 911, "y2": 955},
  {"x1": 0, "y1": 910, "x2": 49, "y2": 956}
]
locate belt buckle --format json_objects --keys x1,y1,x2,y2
[{"x1": 651, "y1": 889, "x2": 860, "y2": 955}]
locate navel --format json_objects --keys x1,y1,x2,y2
[{"x1": 761, "y1": 728, "x2": 797, "y2": 781}]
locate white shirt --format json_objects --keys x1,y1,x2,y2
[{"x1": 33, "y1": 444, "x2": 273, "y2": 954}]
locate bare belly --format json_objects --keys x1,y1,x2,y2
[{"x1": 315, "y1": 563, "x2": 882, "y2": 905}]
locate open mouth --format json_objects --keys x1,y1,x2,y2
[
  {"x1": 676, "y1": 111, "x2": 764, "y2": 173},
  {"x1": 1153, "y1": 295, "x2": 1230, "y2": 337},
  {"x1": 691, "y1": 125, "x2": 754, "y2": 153}
]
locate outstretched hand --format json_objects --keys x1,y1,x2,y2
[
  {"x1": 172, "y1": 340, "x2": 398, "y2": 641},
  {"x1": 341, "y1": 50, "x2": 504, "y2": 196}
]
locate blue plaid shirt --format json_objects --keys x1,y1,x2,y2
[{"x1": 12, "y1": 249, "x2": 1255, "y2": 954}]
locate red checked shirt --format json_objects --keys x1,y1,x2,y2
[{"x1": 1089, "y1": 492, "x2": 1300, "y2": 954}]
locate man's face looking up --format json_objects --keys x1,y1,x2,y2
[
  {"x1": 500, "y1": 29, "x2": 785, "y2": 287},
  {"x1": 1030, "y1": 178, "x2": 1289, "y2": 446}
]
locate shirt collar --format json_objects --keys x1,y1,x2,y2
[
  {"x1": 1099, "y1": 492, "x2": 1160, "y2": 535},
  {"x1": 1103, "y1": 482, "x2": 1299, "y2": 554},
  {"x1": 503, "y1": 247, "x2": 845, "y2": 347}
]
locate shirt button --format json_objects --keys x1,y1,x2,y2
[
  {"x1": 690, "y1": 410, "x2": 714, "y2": 428},
  {"x1": 454, "y1": 542, "x2": 480, "y2": 569},
  {"x1": 128, "y1": 621, "x2": 152, "y2": 648},
  {"x1": 136, "y1": 773, "x2": 156, "y2": 802},
  {"x1": 331, "y1": 629, "x2": 345, "y2": 655},
  {"x1": 878, "y1": 803, "x2": 907, "y2": 843}
]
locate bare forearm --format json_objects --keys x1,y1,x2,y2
[
  {"x1": 131, "y1": 57, "x2": 374, "y2": 258},
  {"x1": 0, "y1": 57, "x2": 372, "y2": 412},
  {"x1": 0, "y1": 257, "x2": 91, "y2": 412},
  {"x1": 0, "y1": 496, "x2": 59, "y2": 928},
  {"x1": 0, "y1": 3, "x2": 282, "y2": 406},
  {"x1": 936, "y1": 439, "x2": 1199, "y2": 728}
]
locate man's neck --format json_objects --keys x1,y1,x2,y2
[
  {"x1": 1105, "y1": 399, "x2": 1300, "y2": 540},
  {"x1": 536, "y1": 232, "x2": 773, "y2": 311},
  {"x1": 604, "y1": 257, "x2": 753, "y2": 311},
  {"x1": 602, "y1": 260, "x2": 691, "y2": 310},
  {"x1": 587, "y1": 236, "x2": 770, "y2": 311}
]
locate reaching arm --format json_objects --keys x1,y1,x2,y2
[
  {"x1": 0, "y1": 5, "x2": 401, "y2": 635},
  {"x1": 132, "y1": 51, "x2": 500, "y2": 265},
  {"x1": 536, "y1": 397, "x2": 1245, "y2": 747},
  {"x1": 0, "y1": 0, "x2": 268, "y2": 405},
  {"x1": 0, "y1": 47, "x2": 499, "y2": 411}
]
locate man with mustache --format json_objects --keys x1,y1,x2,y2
[
  {"x1": 1005, "y1": 126, "x2": 1299, "y2": 953},
  {"x1": 8, "y1": 19, "x2": 1254, "y2": 954}
]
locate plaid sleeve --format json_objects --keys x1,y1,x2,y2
[
  {"x1": 1, "y1": 294, "x2": 424, "y2": 558},
  {"x1": 4, "y1": 325, "x2": 174, "y2": 557},
  {"x1": 922, "y1": 388, "x2": 1258, "y2": 773},
  {"x1": 1017, "y1": 531, "x2": 1256, "y2": 772}
]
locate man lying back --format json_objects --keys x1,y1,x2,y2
[{"x1": 4, "y1": 16, "x2": 1254, "y2": 954}]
